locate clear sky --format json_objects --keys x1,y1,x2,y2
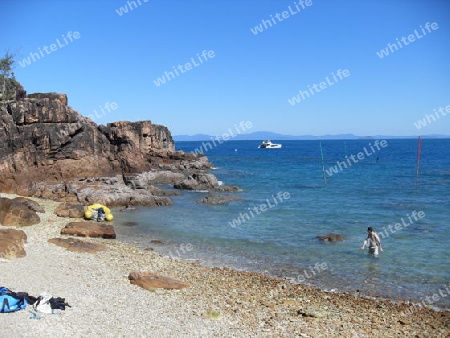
[{"x1": 2, "y1": 0, "x2": 449, "y2": 136}]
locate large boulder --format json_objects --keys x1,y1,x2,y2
[
  {"x1": 128, "y1": 271, "x2": 191, "y2": 290},
  {"x1": 11, "y1": 197, "x2": 45, "y2": 213},
  {"x1": 0, "y1": 229, "x2": 27, "y2": 259},
  {"x1": 54, "y1": 203, "x2": 85, "y2": 218},
  {"x1": 0, "y1": 197, "x2": 41, "y2": 226},
  {"x1": 61, "y1": 222, "x2": 116, "y2": 239},
  {"x1": 174, "y1": 172, "x2": 219, "y2": 191}
]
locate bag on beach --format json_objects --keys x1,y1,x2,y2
[
  {"x1": 49, "y1": 297, "x2": 71, "y2": 310},
  {"x1": 0, "y1": 287, "x2": 30, "y2": 313},
  {"x1": 33, "y1": 291, "x2": 53, "y2": 314},
  {"x1": 33, "y1": 291, "x2": 71, "y2": 313}
]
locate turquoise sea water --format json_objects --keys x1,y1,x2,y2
[{"x1": 113, "y1": 139, "x2": 450, "y2": 308}]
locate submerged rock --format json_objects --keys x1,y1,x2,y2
[
  {"x1": 197, "y1": 195, "x2": 242, "y2": 205},
  {"x1": 317, "y1": 233, "x2": 344, "y2": 243}
]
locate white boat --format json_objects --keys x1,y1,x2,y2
[{"x1": 258, "y1": 140, "x2": 282, "y2": 148}]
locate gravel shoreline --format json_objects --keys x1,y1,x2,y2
[{"x1": 1, "y1": 194, "x2": 449, "y2": 337}]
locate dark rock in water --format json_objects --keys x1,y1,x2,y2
[
  {"x1": 197, "y1": 195, "x2": 242, "y2": 205},
  {"x1": 150, "y1": 239, "x2": 163, "y2": 244},
  {"x1": 129, "y1": 271, "x2": 191, "y2": 290},
  {"x1": 317, "y1": 233, "x2": 344, "y2": 243},
  {"x1": 174, "y1": 172, "x2": 239, "y2": 192},
  {"x1": 55, "y1": 203, "x2": 85, "y2": 218},
  {"x1": 0, "y1": 229, "x2": 27, "y2": 259},
  {"x1": 119, "y1": 205, "x2": 136, "y2": 212},
  {"x1": 48, "y1": 237, "x2": 107, "y2": 253},
  {"x1": 61, "y1": 222, "x2": 116, "y2": 239},
  {"x1": 122, "y1": 221, "x2": 138, "y2": 227},
  {"x1": 0, "y1": 197, "x2": 40, "y2": 226},
  {"x1": 148, "y1": 186, "x2": 181, "y2": 197}
]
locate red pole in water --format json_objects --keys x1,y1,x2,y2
[{"x1": 416, "y1": 136, "x2": 422, "y2": 182}]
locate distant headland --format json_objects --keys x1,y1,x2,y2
[{"x1": 174, "y1": 131, "x2": 450, "y2": 141}]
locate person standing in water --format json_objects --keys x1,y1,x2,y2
[{"x1": 361, "y1": 226, "x2": 383, "y2": 257}]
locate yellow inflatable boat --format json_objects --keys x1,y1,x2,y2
[{"x1": 84, "y1": 204, "x2": 114, "y2": 221}]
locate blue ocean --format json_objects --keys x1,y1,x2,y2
[{"x1": 114, "y1": 139, "x2": 450, "y2": 308}]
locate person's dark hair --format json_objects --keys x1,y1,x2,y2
[{"x1": 368, "y1": 227, "x2": 373, "y2": 232}]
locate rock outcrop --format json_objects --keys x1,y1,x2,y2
[{"x1": 0, "y1": 85, "x2": 224, "y2": 205}]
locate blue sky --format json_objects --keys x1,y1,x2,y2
[{"x1": 2, "y1": 0, "x2": 449, "y2": 136}]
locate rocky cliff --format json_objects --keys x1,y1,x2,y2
[{"x1": 0, "y1": 85, "x2": 215, "y2": 205}]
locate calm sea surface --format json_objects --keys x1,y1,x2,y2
[{"x1": 113, "y1": 139, "x2": 450, "y2": 308}]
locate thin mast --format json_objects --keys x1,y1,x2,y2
[
  {"x1": 319, "y1": 139, "x2": 327, "y2": 186},
  {"x1": 416, "y1": 136, "x2": 422, "y2": 182}
]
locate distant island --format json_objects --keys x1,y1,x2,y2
[{"x1": 174, "y1": 131, "x2": 450, "y2": 141}]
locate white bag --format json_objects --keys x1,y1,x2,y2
[{"x1": 33, "y1": 291, "x2": 53, "y2": 314}]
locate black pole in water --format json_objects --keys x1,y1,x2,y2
[
  {"x1": 319, "y1": 139, "x2": 327, "y2": 186},
  {"x1": 416, "y1": 136, "x2": 422, "y2": 183}
]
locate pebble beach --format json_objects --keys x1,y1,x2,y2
[{"x1": 1, "y1": 193, "x2": 449, "y2": 338}]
